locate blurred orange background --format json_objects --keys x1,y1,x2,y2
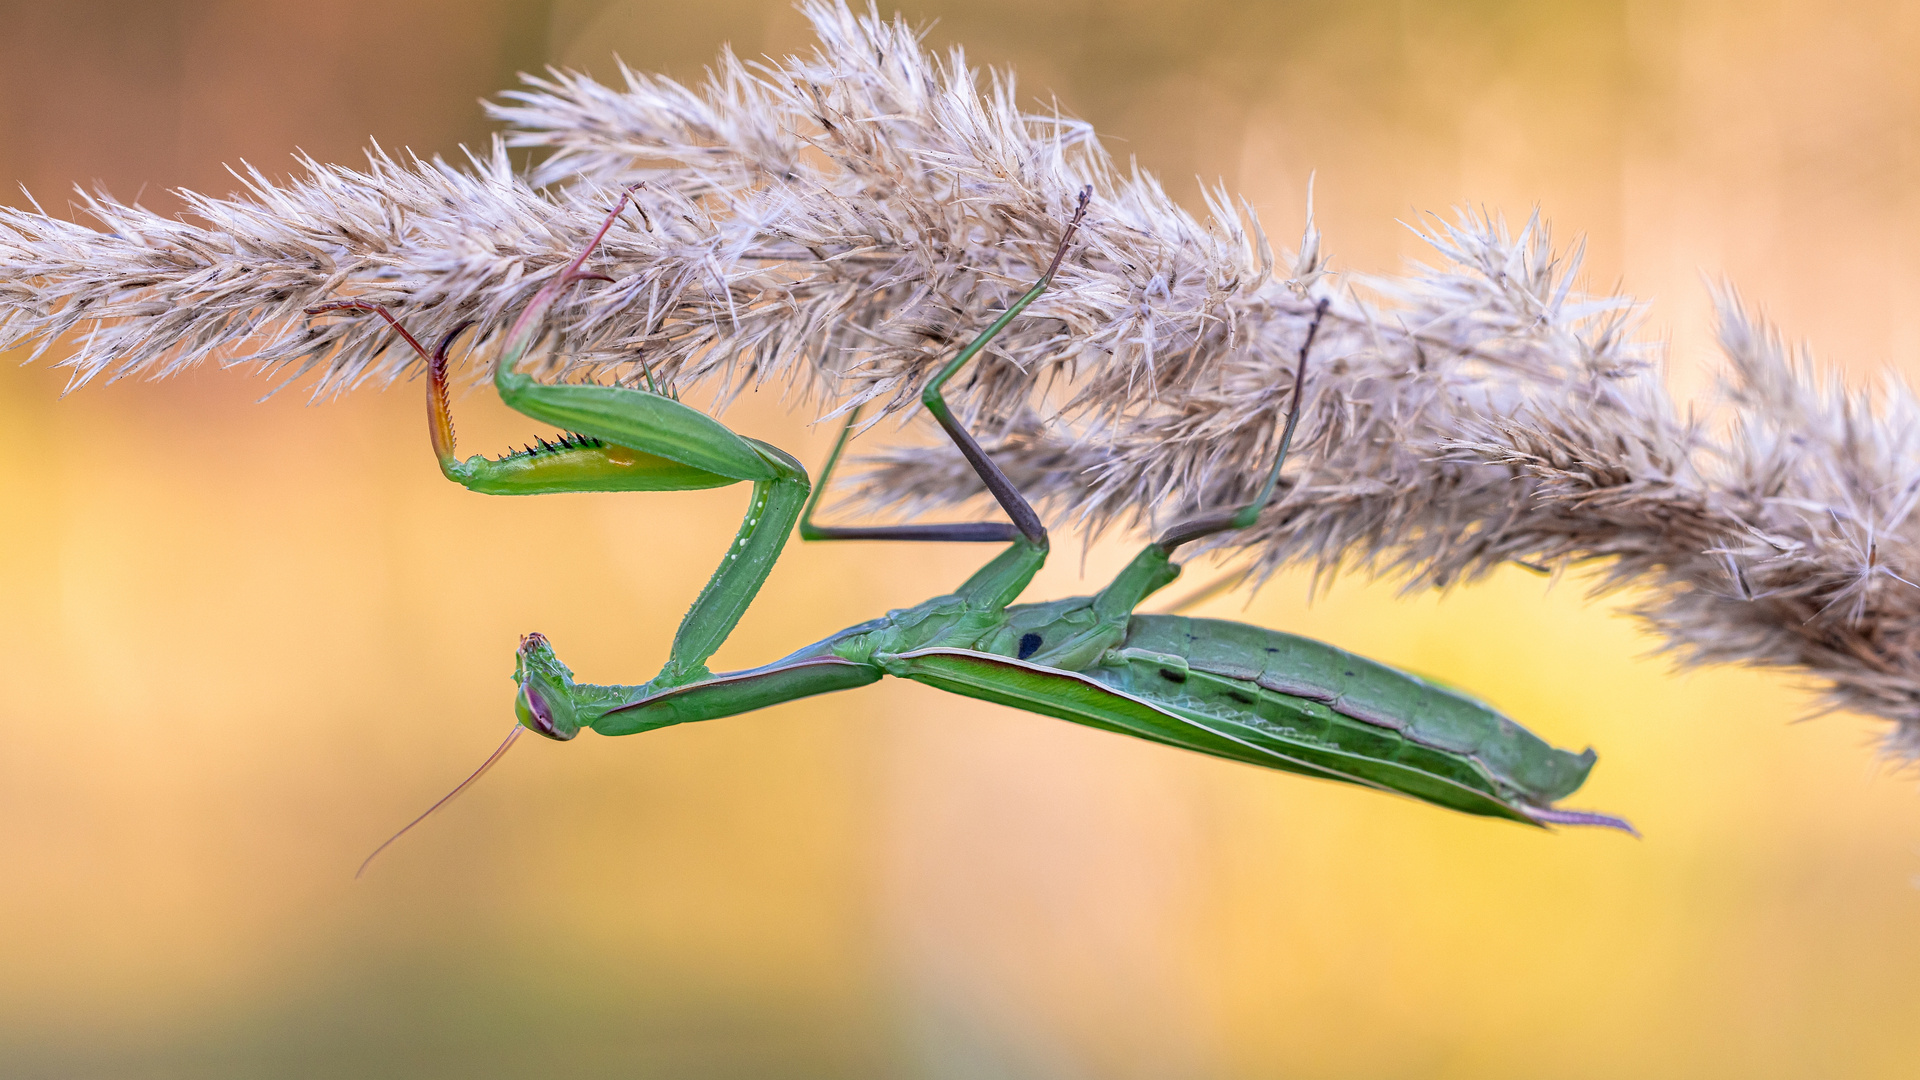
[{"x1": 2, "y1": 2, "x2": 1916, "y2": 1077}]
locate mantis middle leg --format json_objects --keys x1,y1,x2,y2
[{"x1": 798, "y1": 186, "x2": 1093, "y2": 612}]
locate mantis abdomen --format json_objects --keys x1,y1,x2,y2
[{"x1": 1083, "y1": 614, "x2": 1607, "y2": 826}]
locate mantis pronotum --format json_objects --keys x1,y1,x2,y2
[{"x1": 312, "y1": 187, "x2": 1633, "y2": 873}]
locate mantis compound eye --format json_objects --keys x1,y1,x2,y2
[
  {"x1": 514, "y1": 632, "x2": 581, "y2": 741},
  {"x1": 515, "y1": 683, "x2": 570, "y2": 740}
]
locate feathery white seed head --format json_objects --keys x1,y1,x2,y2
[{"x1": 3, "y1": 1, "x2": 1919, "y2": 755}]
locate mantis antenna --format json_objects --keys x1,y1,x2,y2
[{"x1": 357, "y1": 723, "x2": 525, "y2": 879}]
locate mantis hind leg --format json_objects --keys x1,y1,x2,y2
[
  {"x1": 1154, "y1": 297, "x2": 1329, "y2": 552},
  {"x1": 1089, "y1": 298, "x2": 1332, "y2": 620}
]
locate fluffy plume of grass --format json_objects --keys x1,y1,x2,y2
[
  {"x1": 867, "y1": 262, "x2": 1920, "y2": 755},
  {"x1": 3, "y1": 1, "x2": 1919, "y2": 755}
]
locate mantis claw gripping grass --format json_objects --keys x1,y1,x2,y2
[{"x1": 310, "y1": 187, "x2": 1633, "y2": 870}]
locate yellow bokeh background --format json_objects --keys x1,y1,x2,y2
[{"x1": 2, "y1": 2, "x2": 1916, "y2": 1076}]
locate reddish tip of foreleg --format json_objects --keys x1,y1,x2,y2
[{"x1": 426, "y1": 322, "x2": 473, "y2": 470}]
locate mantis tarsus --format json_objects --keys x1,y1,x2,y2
[{"x1": 313, "y1": 186, "x2": 1633, "y2": 873}]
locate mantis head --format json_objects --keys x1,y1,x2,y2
[{"x1": 514, "y1": 632, "x2": 583, "y2": 740}]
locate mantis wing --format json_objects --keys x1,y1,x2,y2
[{"x1": 883, "y1": 647, "x2": 1542, "y2": 825}]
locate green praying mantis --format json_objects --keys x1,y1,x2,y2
[{"x1": 311, "y1": 186, "x2": 1633, "y2": 872}]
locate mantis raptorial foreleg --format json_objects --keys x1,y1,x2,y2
[{"x1": 309, "y1": 191, "x2": 808, "y2": 693}]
